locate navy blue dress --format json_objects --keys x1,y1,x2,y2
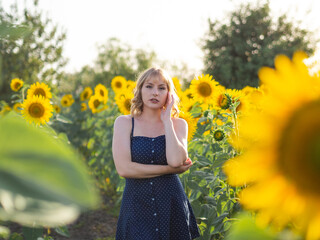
[{"x1": 116, "y1": 117, "x2": 200, "y2": 240}]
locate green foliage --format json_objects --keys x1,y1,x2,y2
[
  {"x1": 202, "y1": 2, "x2": 317, "y2": 89},
  {"x1": 0, "y1": 0, "x2": 67, "y2": 102},
  {"x1": 0, "y1": 111, "x2": 100, "y2": 227}
]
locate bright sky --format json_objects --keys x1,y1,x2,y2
[{"x1": 3, "y1": 0, "x2": 320, "y2": 74}]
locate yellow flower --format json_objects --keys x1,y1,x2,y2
[
  {"x1": 179, "y1": 97, "x2": 197, "y2": 113},
  {"x1": 88, "y1": 95, "x2": 107, "y2": 114},
  {"x1": 21, "y1": 95, "x2": 53, "y2": 125},
  {"x1": 172, "y1": 77, "x2": 182, "y2": 93},
  {"x1": 0, "y1": 106, "x2": 12, "y2": 115},
  {"x1": 126, "y1": 80, "x2": 136, "y2": 94},
  {"x1": 179, "y1": 111, "x2": 197, "y2": 142},
  {"x1": 94, "y1": 84, "x2": 108, "y2": 104},
  {"x1": 223, "y1": 52, "x2": 320, "y2": 239},
  {"x1": 115, "y1": 91, "x2": 133, "y2": 115},
  {"x1": 111, "y1": 76, "x2": 127, "y2": 93},
  {"x1": 61, "y1": 94, "x2": 74, "y2": 107},
  {"x1": 80, "y1": 87, "x2": 93, "y2": 101},
  {"x1": 10, "y1": 78, "x2": 24, "y2": 92},
  {"x1": 27, "y1": 82, "x2": 52, "y2": 99},
  {"x1": 13, "y1": 103, "x2": 22, "y2": 113},
  {"x1": 106, "y1": 178, "x2": 110, "y2": 184},
  {"x1": 189, "y1": 74, "x2": 221, "y2": 109},
  {"x1": 53, "y1": 105, "x2": 61, "y2": 113},
  {"x1": 81, "y1": 102, "x2": 87, "y2": 112},
  {"x1": 213, "y1": 129, "x2": 225, "y2": 141}
]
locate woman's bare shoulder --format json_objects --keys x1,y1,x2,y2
[
  {"x1": 172, "y1": 117, "x2": 187, "y2": 127},
  {"x1": 114, "y1": 115, "x2": 132, "y2": 130}
]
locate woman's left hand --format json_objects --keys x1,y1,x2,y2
[{"x1": 160, "y1": 92, "x2": 174, "y2": 123}]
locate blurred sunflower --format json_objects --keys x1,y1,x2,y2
[
  {"x1": 61, "y1": 94, "x2": 74, "y2": 107},
  {"x1": 13, "y1": 102, "x2": 22, "y2": 113},
  {"x1": 179, "y1": 111, "x2": 197, "y2": 142},
  {"x1": 0, "y1": 105, "x2": 11, "y2": 115},
  {"x1": 80, "y1": 87, "x2": 93, "y2": 101},
  {"x1": 126, "y1": 80, "x2": 136, "y2": 94},
  {"x1": 53, "y1": 104, "x2": 61, "y2": 114},
  {"x1": 115, "y1": 91, "x2": 133, "y2": 115},
  {"x1": 88, "y1": 95, "x2": 107, "y2": 114},
  {"x1": 179, "y1": 97, "x2": 197, "y2": 113},
  {"x1": 189, "y1": 74, "x2": 221, "y2": 109},
  {"x1": 223, "y1": 52, "x2": 320, "y2": 240},
  {"x1": 27, "y1": 82, "x2": 52, "y2": 99},
  {"x1": 111, "y1": 76, "x2": 127, "y2": 93},
  {"x1": 81, "y1": 103, "x2": 87, "y2": 112},
  {"x1": 172, "y1": 77, "x2": 182, "y2": 93},
  {"x1": 94, "y1": 84, "x2": 108, "y2": 104},
  {"x1": 21, "y1": 95, "x2": 53, "y2": 125},
  {"x1": 225, "y1": 89, "x2": 251, "y2": 114},
  {"x1": 10, "y1": 78, "x2": 24, "y2": 92}
]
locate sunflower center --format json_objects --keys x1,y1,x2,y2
[
  {"x1": 100, "y1": 90, "x2": 104, "y2": 97},
  {"x1": 14, "y1": 82, "x2": 21, "y2": 89},
  {"x1": 197, "y1": 82, "x2": 212, "y2": 97},
  {"x1": 278, "y1": 99, "x2": 320, "y2": 195},
  {"x1": 83, "y1": 92, "x2": 88, "y2": 99},
  {"x1": 186, "y1": 93, "x2": 193, "y2": 99},
  {"x1": 93, "y1": 99, "x2": 100, "y2": 108},
  {"x1": 29, "y1": 103, "x2": 44, "y2": 118},
  {"x1": 219, "y1": 94, "x2": 231, "y2": 109},
  {"x1": 125, "y1": 99, "x2": 131, "y2": 111},
  {"x1": 115, "y1": 81, "x2": 122, "y2": 88},
  {"x1": 34, "y1": 88, "x2": 46, "y2": 98},
  {"x1": 213, "y1": 130, "x2": 224, "y2": 141}
]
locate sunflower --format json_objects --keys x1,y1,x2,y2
[
  {"x1": 213, "y1": 129, "x2": 225, "y2": 142},
  {"x1": 13, "y1": 103, "x2": 22, "y2": 113},
  {"x1": 94, "y1": 84, "x2": 108, "y2": 104},
  {"x1": 179, "y1": 111, "x2": 197, "y2": 142},
  {"x1": 111, "y1": 76, "x2": 127, "y2": 93},
  {"x1": 80, "y1": 87, "x2": 93, "y2": 101},
  {"x1": 172, "y1": 77, "x2": 182, "y2": 93},
  {"x1": 214, "y1": 88, "x2": 232, "y2": 110},
  {"x1": 21, "y1": 95, "x2": 53, "y2": 125},
  {"x1": 27, "y1": 82, "x2": 52, "y2": 99},
  {"x1": 223, "y1": 52, "x2": 320, "y2": 239},
  {"x1": 179, "y1": 97, "x2": 197, "y2": 113},
  {"x1": 53, "y1": 105, "x2": 61, "y2": 113},
  {"x1": 224, "y1": 89, "x2": 251, "y2": 115},
  {"x1": 115, "y1": 91, "x2": 134, "y2": 115},
  {"x1": 126, "y1": 80, "x2": 136, "y2": 94},
  {"x1": 81, "y1": 103, "x2": 87, "y2": 112},
  {"x1": 189, "y1": 74, "x2": 221, "y2": 109},
  {"x1": 61, "y1": 94, "x2": 74, "y2": 107},
  {"x1": 88, "y1": 95, "x2": 107, "y2": 114},
  {"x1": 0, "y1": 106, "x2": 11, "y2": 115},
  {"x1": 10, "y1": 78, "x2": 24, "y2": 92}
]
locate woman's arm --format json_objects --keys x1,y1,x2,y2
[
  {"x1": 161, "y1": 93, "x2": 189, "y2": 167},
  {"x1": 112, "y1": 115, "x2": 192, "y2": 179}
]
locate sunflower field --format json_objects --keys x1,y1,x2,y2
[{"x1": 2, "y1": 49, "x2": 320, "y2": 240}]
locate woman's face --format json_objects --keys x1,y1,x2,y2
[{"x1": 141, "y1": 76, "x2": 169, "y2": 110}]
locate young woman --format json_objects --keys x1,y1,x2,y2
[{"x1": 112, "y1": 67, "x2": 200, "y2": 239}]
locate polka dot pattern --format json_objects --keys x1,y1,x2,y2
[{"x1": 116, "y1": 117, "x2": 200, "y2": 240}]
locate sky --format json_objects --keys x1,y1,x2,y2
[{"x1": 2, "y1": 0, "x2": 320, "y2": 74}]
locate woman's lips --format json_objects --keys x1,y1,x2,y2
[{"x1": 150, "y1": 98, "x2": 159, "y2": 103}]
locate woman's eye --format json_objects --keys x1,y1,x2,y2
[
  {"x1": 159, "y1": 87, "x2": 166, "y2": 90},
  {"x1": 146, "y1": 86, "x2": 152, "y2": 88}
]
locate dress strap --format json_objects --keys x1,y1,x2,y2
[{"x1": 131, "y1": 117, "x2": 134, "y2": 139}]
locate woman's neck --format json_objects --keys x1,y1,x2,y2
[{"x1": 138, "y1": 108, "x2": 162, "y2": 123}]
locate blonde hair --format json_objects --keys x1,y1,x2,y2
[{"x1": 131, "y1": 67, "x2": 180, "y2": 117}]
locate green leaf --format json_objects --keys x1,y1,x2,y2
[
  {"x1": 0, "y1": 225, "x2": 10, "y2": 240},
  {"x1": 0, "y1": 112, "x2": 100, "y2": 227},
  {"x1": 54, "y1": 226, "x2": 69, "y2": 237},
  {"x1": 225, "y1": 213, "x2": 275, "y2": 240},
  {"x1": 55, "y1": 114, "x2": 73, "y2": 124}
]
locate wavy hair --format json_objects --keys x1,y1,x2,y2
[{"x1": 130, "y1": 67, "x2": 180, "y2": 117}]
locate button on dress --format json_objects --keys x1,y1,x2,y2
[{"x1": 116, "y1": 117, "x2": 200, "y2": 240}]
